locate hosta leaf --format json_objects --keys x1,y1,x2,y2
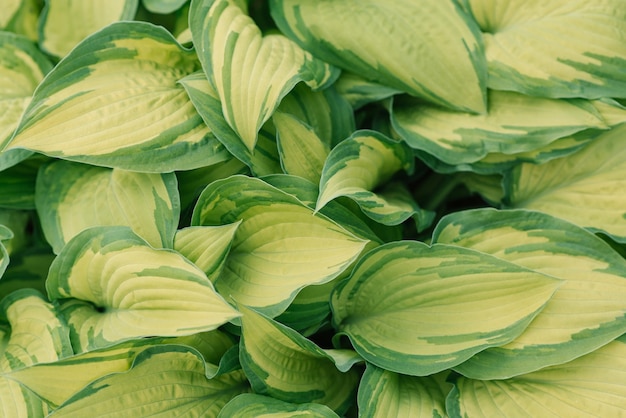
[
  {"x1": 0, "y1": 156, "x2": 48, "y2": 210},
  {"x1": 39, "y1": 0, "x2": 139, "y2": 58},
  {"x1": 192, "y1": 175, "x2": 368, "y2": 317},
  {"x1": 239, "y1": 305, "x2": 359, "y2": 414},
  {"x1": 0, "y1": 378, "x2": 50, "y2": 418},
  {"x1": 331, "y1": 241, "x2": 562, "y2": 376},
  {"x1": 0, "y1": 0, "x2": 41, "y2": 41},
  {"x1": 433, "y1": 208, "x2": 626, "y2": 379},
  {"x1": 274, "y1": 111, "x2": 329, "y2": 184},
  {"x1": 173, "y1": 223, "x2": 240, "y2": 282},
  {"x1": 0, "y1": 32, "x2": 52, "y2": 152},
  {"x1": 180, "y1": 71, "x2": 282, "y2": 176},
  {"x1": 465, "y1": 0, "x2": 626, "y2": 98},
  {"x1": 358, "y1": 364, "x2": 451, "y2": 418},
  {"x1": 505, "y1": 123, "x2": 626, "y2": 242},
  {"x1": 317, "y1": 131, "x2": 427, "y2": 226},
  {"x1": 0, "y1": 248, "x2": 54, "y2": 300},
  {"x1": 447, "y1": 334, "x2": 626, "y2": 417},
  {"x1": 271, "y1": 0, "x2": 487, "y2": 113},
  {"x1": 36, "y1": 160, "x2": 180, "y2": 254},
  {"x1": 142, "y1": 0, "x2": 187, "y2": 14},
  {"x1": 190, "y1": 0, "x2": 337, "y2": 152},
  {"x1": 7, "y1": 22, "x2": 231, "y2": 172},
  {"x1": 218, "y1": 393, "x2": 340, "y2": 418},
  {"x1": 46, "y1": 226, "x2": 240, "y2": 352},
  {"x1": 47, "y1": 345, "x2": 250, "y2": 418},
  {"x1": 334, "y1": 72, "x2": 401, "y2": 111},
  {"x1": 392, "y1": 91, "x2": 608, "y2": 165}
]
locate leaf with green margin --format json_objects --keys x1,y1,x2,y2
[
  {"x1": 432, "y1": 208, "x2": 626, "y2": 379},
  {"x1": 274, "y1": 111, "x2": 329, "y2": 184},
  {"x1": 180, "y1": 71, "x2": 282, "y2": 176},
  {"x1": 270, "y1": 0, "x2": 487, "y2": 113},
  {"x1": 447, "y1": 334, "x2": 626, "y2": 417},
  {"x1": 239, "y1": 305, "x2": 359, "y2": 414},
  {"x1": 0, "y1": 32, "x2": 52, "y2": 150},
  {"x1": 173, "y1": 222, "x2": 240, "y2": 282},
  {"x1": 36, "y1": 160, "x2": 180, "y2": 254},
  {"x1": 192, "y1": 175, "x2": 369, "y2": 318},
  {"x1": 358, "y1": 364, "x2": 451, "y2": 418},
  {"x1": 47, "y1": 345, "x2": 250, "y2": 418},
  {"x1": 39, "y1": 0, "x2": 139, "y2": 58},
  {"x1": 189, "y1": 0, "x2": 338, "y2": 152},
  {"x1": 457, "y1": 173, "x2": 504, "y2": 206},
  {"x1": 331, "y1": 241, "x2": 562, "y2": 376},
  {"x1": 316, "y1": 131, "x2": 430, "y2": 227},
  {"x1": 46, "y1": 226, "x2": 240, "y2": 352},
  {"x1": 9, "y1": 330, "x2": 234, "y2": 407},
  {"x1": 392, "y1": 91, "x2": 608, "y2": 165},
  {"x1": 7, "y1": 22, "x2": 231, "y2": 172},
  {"x1": 504, "y1": 123, "x2": 626, "y2": 243},
  {"x1": 464, "y1": 0, "x2": 626, "y2": 98},
  {"x1": 334, "y1": 72, "x2": 401, "y2": 111},
  {"x1": 142, "y1": 0, "x2": 187, "y2": 14},
  {"x1": 1, "y1": 0, "x2": 41, "y2": 41},
  {"x1": 218, "y1": 393, "x2": 341, "y2": 418}
]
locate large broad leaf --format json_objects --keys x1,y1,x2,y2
[
  {"x1": 358, "y1": 364, "x2": 451, "y2": 418},
  {"x1": 464, "y1": 0, "x2": 626, "y2": 98},
  {"x1": 239, "y1": 305, "x2": 359, "y2": 414},
  {"x1": 434, "y1": 208, "x2": 626, "y2": 378},
  {"x1": 392, "y1": 91, "x2": 608, "y2": 165},
  {"x1": 192, "y1": 175, "x2": 368, "y2": 317},
  {"x1": 190, "y1": 0, "x2": 338, "y2": 152},
  {"x1": 447, "y1": 334, "x2": 626, "y2": 417},
  {"x1": 330, "y1": 241, "x2": 562, "y2": 376},
  {"x1": 47, "y1": 345, "x2": 250, "y2": 418},
  {"x1": 36, "y1": 160, "x2": 180, "y2": 254},
  {"x1": 180, "y1": 71, "x2": 282, "y2": 176},
  {"x1": 7, "y1": 22, "x2": 231, "y2": 172},
  {"x1": 46, "y1": 226, "x2": 240, "y2": 352},
  {"x1": 504, "y1": 123, "x2": 626, "y2": 243},
  {"x1": 218, "y1": 393, "x2": 340, "y2": 418},
  {"x1": 0, "y1": 0, "x2": 41, "y2": 41},
  {"x1": 271, "y1": 0, "x2": 487, "y2": 113}
]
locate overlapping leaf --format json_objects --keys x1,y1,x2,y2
[
  {"x1": 192, "y1": 175, "x2": 368, "y2": 317},
  {"x1": 505, "y1": 123, "x2": 626, "y2": 242},
  {"x1": 7, "y1": 22, "x2": 230, "y2": 172},
  {"x1": 218, "y1": 393, "x2": 340, "y2": 418},
  {"x1": 190, "y1": 0, "x2": 337, "y2": 152},
  {"x1": 331, "y1": 241, "x2": 562, "y2": 376},
  {"x1": 142, "y1": 0, "x2": 188, "y2": 14},
  {"x1": 0, "y1": 0, "x2": 40, "y2": 41},
  {"x1": 239, "y1": 305, "x2": 359, "y2": 414},
  {"x1": 465, "y1": 0, "x2": 626, "y2": 98},
  {"x1": 447, "y1": 334, "x2": 626, "y2": 417},
  {"x1": 46, "y1": 226, "x2": 240, "y2": 352},
  {"x1": 36, "y1": 160, "x2": 180, "y2": 253},
  {"x1": 271, "y1": 0, "x2": 487, "y2": 113}
]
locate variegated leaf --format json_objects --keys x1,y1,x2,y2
[
  {"x1": 0, "y1": 0, "x2": 41, "y2": 41},
  {"x1": 218, "y1": 393, "x2": 340, "y2": 418}
]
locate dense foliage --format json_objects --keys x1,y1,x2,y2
[{"x1": 1, "y1": 0, "x2": 626, "y2": 416}]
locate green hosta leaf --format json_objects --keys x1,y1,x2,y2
[
  {"x1": 392, "y1": 91, "x2": 608, "y2": 165},
  {"x1": 317, "y1": 131, "x2": 428, "y2": 227},
  {"x1": 36, "y1": 160, "x2": 180, "y2": 254},
  {"x1": 0, "y1": 0, "x2": 41, "y2": 41},
  {"x1": 46, "y1": 226, "x2": 240, "y2": 352},
  {"x1": 505, "y1": 123, "x2": 626, "y2": 243},
  {"x1": 180, "y1": 71, "x2": 282, "y2": 176},
  {"x1": 0, "y1": 32, "x2": 52, "y2": 152},
  {"x1": 0, "y1": 248, "x2": 54, "y2": 300},
  {"x1": 457, "y1": 173, "x2": 504, "y2": 206},
  {"x1": 331, "y1": 241, "x2": 562, "y2": 376},
  {"x1": 47, "y1": 345, "x2": 250, "y2": 418},
  {"x1": 465, "y1": 0, "x2": 626, "y2": 98},
  {"x1": 334, "y1": 72, "x2": 401, "y2": 111},
  {"x1": 7, "y1": 22, "x2": 231, "y2": 172},
  {"x1": 447, "y1": 334, "x2": 626, "y2": 417},
  {"x1": 274, "y1": 111, "x2": 329, "y2": 184},
  {"x1": 39, "y1": 0, "x2": 139, "y2": 58},
  {"x1": 239, "y1": 305, "x2": 359, "y2": 414},
  {"x1": 142, "y1": 0, "x2": 187, "y2": 14},
  {"x1": 219, "y1": 393, "x2": 340, "y2": 418},
  {"x1": 192, "y1": 175, "x2": 368, "y2": 317},
  {"x1": 0, "y1": 156, "x2": 48, "y2": 209},
  {"x1": 271, "y1": 0, "x2": 486, "y2": 113},
  {"x1": 190, "y1": 0, "x2": 338, "y2": 152},
  {"x1": 173, "y1": 223, "x2": 240, "y2": 282},
  {"x1": 433, "y1": 208, "x2": 626, "y2": 379},
  {"x1": 358, "y1": 364, "x2": 451, "y2": 418}
]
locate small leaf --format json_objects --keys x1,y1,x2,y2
[
  {"x1": 239, "y1": 305, "x2": 359, "y2": 414},
  {"x1": 142, "y1": 0, "x2": 187, "y2": 14},
  {"x1": 218, "y1": 393, "x2": 340, "y2": 418},
  {"x1": 331, "y1": 241, "x2": 562, "y2": 376},
  {"x1": 334, "y1": 72, "x2": 401, "y2": 111},
  {"x1": 46, "y1": 226, "x2": 240, "y2": 352},
  {"x1": 36, "y1": 160, "x2": 180, "y2": 253}
]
